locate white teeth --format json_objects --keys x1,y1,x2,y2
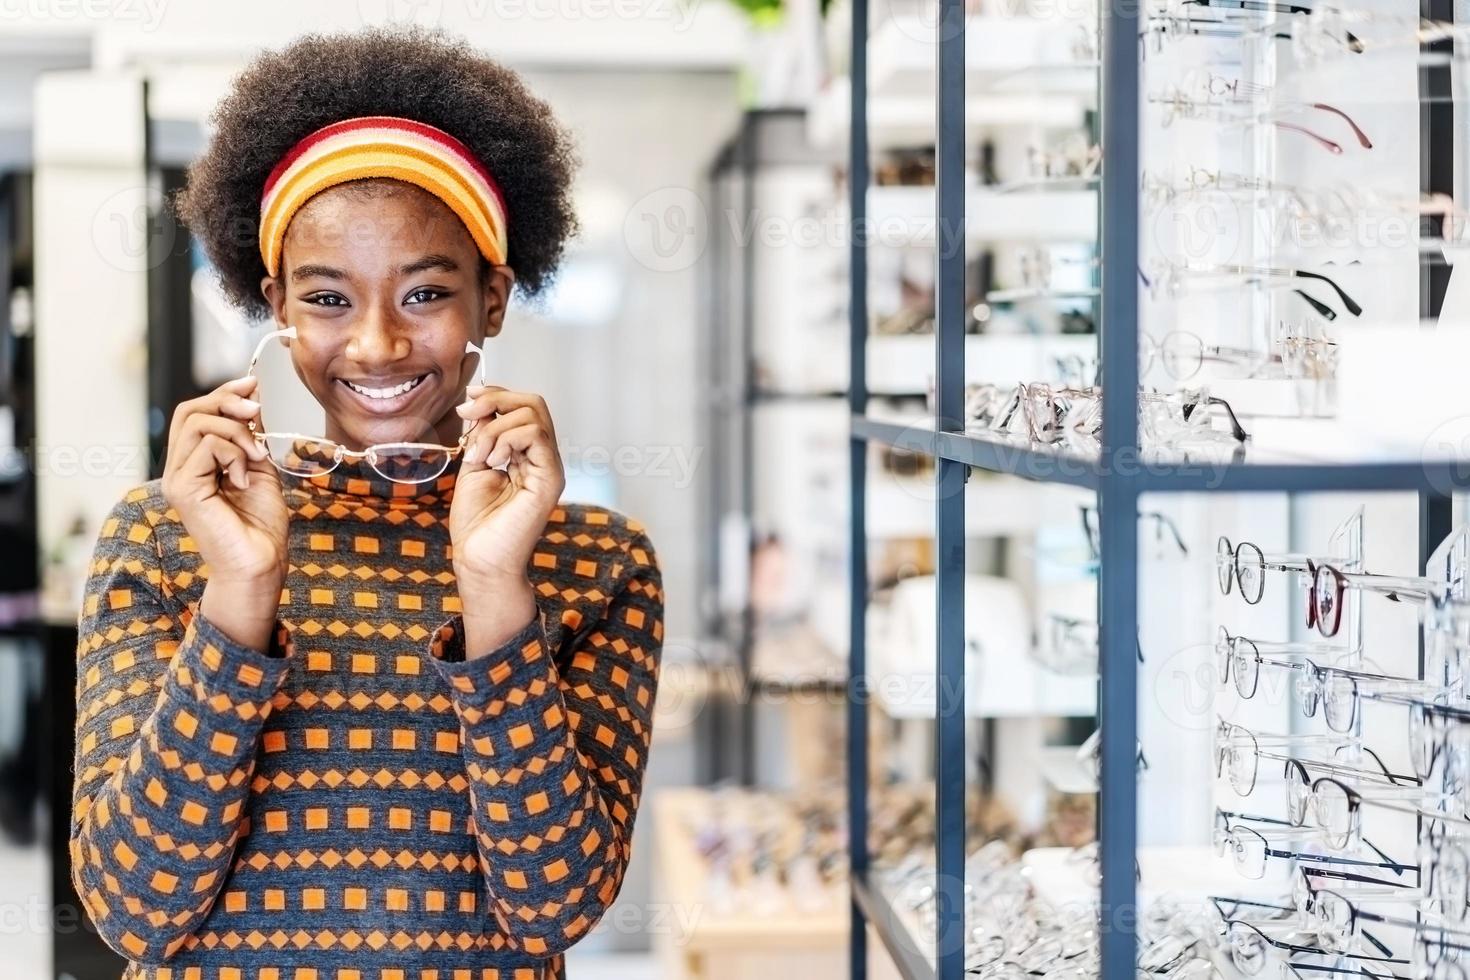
[{"x1": 346, "y1": 375, "x2": 424, "y2": 400}]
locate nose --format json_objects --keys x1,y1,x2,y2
[{"x1": 344, "y1": 306, "x2": 411, "y2": 373}]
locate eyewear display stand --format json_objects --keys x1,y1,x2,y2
[{"x1": 842, "y1": 3, "x2": 1470, "y2": 980}]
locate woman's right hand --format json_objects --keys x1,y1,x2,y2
[{"x1": 161, "y1": 375, "x2": 289, "y2": 595}]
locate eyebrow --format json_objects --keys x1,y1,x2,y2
[{"x1": 289, "y1": 253, "x2": 462, "y2": 284}]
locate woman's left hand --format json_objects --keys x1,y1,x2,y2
[{"x1": 449, "y1": 385, "x2": 566, "y2": 646}]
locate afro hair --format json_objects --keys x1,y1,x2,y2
[{"x1": 174, "y1": 25, "x2": 582, "y2": 321}]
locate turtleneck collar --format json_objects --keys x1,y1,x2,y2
[{"x1": 273, "y1": 437, "x2": 461, "y2": 507}]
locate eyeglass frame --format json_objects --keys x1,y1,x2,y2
[
  {"x1": 1217, "y1": 536, "x2": 1318, "y2": 604},
  {"x1": 1214, "y1": 719, "x2": 1356, "y2": 796},
  {"x1": 1306, "y1": 560, "x2": 1444, "y2": 638},
  {"x1": 1215, "y1": 625, "x2": 1346, "y2": 693},
  {"x1": 243, "y1": 326, "x2": 489, "y2": 485}
]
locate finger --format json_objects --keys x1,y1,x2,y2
[
  {"x1": 168, "y1": 377, "x2": 260, "y2": 455},
  {"x1": 186, "y1": 414, "x2": 268, "y2": 464},
  {"x1": 462, "y1": 407, "x2": 539, "y2": 466},
  {"x1": 170, "y1": 414, "x2": 267, "y2": 476},
  {"x1": 484, "y1": 422, "x2": 557, "y2": 472},
  {"x1": 456, "y1": 389, "x2": 555, "y2": 440},
  {"x1": 184, "y1": 433, "x2": 248, "y2": 492},
  {"x1": 216, "y1": 392, "x2": 263, "y2": 425}
]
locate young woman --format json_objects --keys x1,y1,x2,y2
[{"x1": 69, "y1": 27, "x2": 664, "y2": 980}]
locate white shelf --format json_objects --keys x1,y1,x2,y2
[
  {"x1": 808, "y1": 16, "x2": 1096, "y2": 149},
  {"x1": 866, "y1": 185, "x2": 1097, "y2": 246},
  {"x1": 807, "y1": 77, "x2": 1088, "y2": 150},
  {"x1": 868, "y1": 15, "x2": 1098, "y2": 101}
]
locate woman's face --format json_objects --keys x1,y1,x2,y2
[{"x1": 260, "y1": 179, "x2": 514, "y2": 452}]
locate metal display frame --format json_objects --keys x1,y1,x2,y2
[
  {"x1": 702, "y1": 109, "x2": 847, "y2": 785},
  {"x1": 842, "y1": 2, "x2": 1464, "y2": 979}
]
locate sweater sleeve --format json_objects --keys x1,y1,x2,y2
[
  {"x1": 69, "y1": 489, "x2": 295, "y2": 964},
  {"x1": 425, "y1": 526, "x2": 663, "y2": 958}
]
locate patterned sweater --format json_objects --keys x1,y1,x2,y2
[{"x1": 69, "y1": 452, "x2": 664, "y2": 980}]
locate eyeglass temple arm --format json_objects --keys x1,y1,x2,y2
[
  {"x1": 1270, "y1": 119, "x2": 1345, "y2": 155},
  {"x1": 1248, "y1": 639, "x2": 1343, "y2": 655},
  {"x1": 1203, "y1": 396, "x2": 1250, "y2": 442},
  {"x1": 1307, "y1": 103, "x2": 1373, "y2": 149},
  {"x1": 1301, "y1": 866, "x2": 1415, "y2": 891},
  {"x1": 246, "y1": 325, "x2": 298, "y2": 375},
  {"x1": 1294, "y1": 270, "x2": 1364, "y2": 316},
  {"x1": 1294, "y1": 288, "x2": 1340, "y2": 321},
  {"x1": 1263, "y1": 751, "x2": 1413, "y2": 786},
  {"x1": 1147, "y1": 511, "x2": 1189, "y2": 555},
  {"x1": 464, "y1": 339, "x2": 488, "y2": 388},
  {"x1": 1183, "y1": 0, "x2": 1312, "y2": 14}
]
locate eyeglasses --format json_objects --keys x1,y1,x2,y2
[
  {"x1": 1143, "y1": 13, "x2": 1295, "y2": 53},
  {"x1": 1024, "y1": 136, "x2": 1101, "y2": 183},
  {"x1": 245, "y1": 326, "x2": 487, "y2": 485},
  {"x1": 1292, "y1": 7, "x2": 1470, "y2": 63},
  {"x1": 1283, "y1": 754, "x2": 1422, "y2": 829},
  {"x1": 1214, "y1": 915, "x2": 1406, "y2": 977},
  {"x1": 1295, "y1": 864, "x2": 1422, "y2": 906},
  {"x1": 1219, "y1": 724, "x2": 1416, "y2": 802},
  {"x1": 1215, "y1": 626, "x2": 1345, "y2": 691},
  {"x1": 1081, "y1": 505, "x2": 1189, "y2": 560},
  {"x1": 1409, "y1": 702, "x2": 1470, "y2": 782},
  {"x1": 1289, "y1": 768, "x2": 1462, "y2": 850},
  {"x1": 1035, "y1": 614, "x2": 1145, "y2": 676},
  {"x1": 1175, "y1": 70, "x2": 1374, "y2": 150},
  {"x1": 963, "y1": 381, "x2": 1250, "y2": 448},
  {"x1": 1141, "y1": 388, "x2": 1252, "y2": 443},
  {"x1": 1415, "y1": 928, "x2": 1470, "y2": 980},
  {"x1": 1305, "y1": 561, "x2": 1444, "y2": 638},
  {"x1": 1230, "y1": 642, "x2": 1434, "y2": 732},
  {"x1": 1305, "y1": 887, "x2": 1470, "y2": 957},
  {"x1": 1214, "y1": 809, "x2": 1415, "y2": 881},
  {"x1": 1140, "y1": 330, "x2": 1280, "y2": 382},
  {"x1": 1217, "y1": 537, "x2": 1317, "y2": 604},
  {"x1": 1422, "y1": 824, "x2": 1470, "y2": 925},
  {"x1": 1143, "y1": 261, "x2": 1363, "y2": 321},
  {"x1": 1214, "y1": 720, "x2": 1356, "y2": 796},
  {"x1": 1221, "y1": 809, "x2": 1411, "y2": 866},
  {"x1": 1077, "y1": 727, "x2": 1149, "y2": 785}
]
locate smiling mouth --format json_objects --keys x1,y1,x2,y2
[
  {"x1": 339, "y1": 373, "x2": 428, "y2": 400},
  {"x1": 334, "y1": 372, "x2": 435, "y2": 416}
]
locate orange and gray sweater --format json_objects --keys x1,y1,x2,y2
[{"x1": 69, "y1": 454, "x2": 664, "y2": 980}]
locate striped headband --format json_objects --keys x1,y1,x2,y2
[{"x1": 258, "y1": 115, "x2": 509, "y2": 278}]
